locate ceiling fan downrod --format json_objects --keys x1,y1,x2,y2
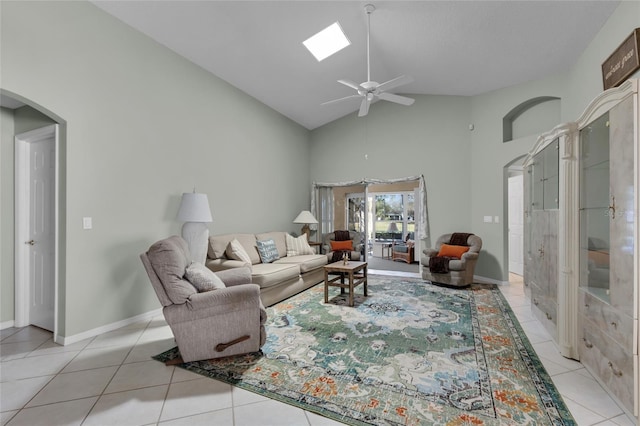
[{"x1": 365, "y1": 4, "x2": 375, "y2": 84}]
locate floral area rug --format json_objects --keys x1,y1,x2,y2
[{"x1": 153, "y1": 276, "x2": 575, "y2": 425}]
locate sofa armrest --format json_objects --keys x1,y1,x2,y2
[
  {"x1": 215, "y1": 266, "x2": 252, "y2": 287},
  {"x1": 206, "y1": 258, "x2": 249, "y2": 272}
]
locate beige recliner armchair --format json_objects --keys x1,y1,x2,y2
[
  {"x1": 140, "y1": 235, "x2": 266, "y2": 363},
  {"x1": 421, "y1": 233, "x2": 482, "y2": 287},
  {"x1": 323, "y1": 230, "x2": 363, "y2": 262}
]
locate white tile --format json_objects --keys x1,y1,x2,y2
[
  {"x1": 0, "y1": 352, "x2": 78, "y2": 382},
  {"x1": 0, "y1": 328, "x2": 19, "y2": 341},
  {"x1": 27, "y1": 366, "x2": 117, "y2": 407},
  {"x1": 232, "y1": 386, "x2": 269, "y2": 406},
  {"x1": 158, "y1": 408, "x2": 233, "y2": 425},
  {"x1": 137, "y1": 325, "x2": 174, "y2": 343},
  {"x1": 160, "y1": 377, "x2": 232, "y2": 421},
  {"x1": 0, "y1": 341, "x2": 45, "y2": 361},
  {"x1": 561, "y1": 396, "x2": 606, "y2": 425},
  {"x1": 0, "y1": 411, "x2": 17, "y2": 426},
  {"x1": 609, "y1": 412, "x2": 638, "y2": 425},
  {"x1": 62, "y1": 346, "x2": 130, "y2": 373},
  {"x1": 234, "y1": 399, "x2": 310, "y2": 426},
  {"x1": 305, "y1": 410, "x2": 347, "y2": 425},
  {"x1": 0, "y1": 376, "x2": 53, "y2": 411},
  {"x1": 28, "y1": 339, "x2": 91, "y2": 358},
  {"x1": 83, "y1": 328, "x2": 143, "y2": 350},
  {"x1": 1, "y1": 327, "x2": 51, "y2": 344},
  {"x1": 552, "y1": 371, "x2": 624, "y2": 419},
  {"x1": 104, "y1": 360, "x2": 173, "y2": 394},
  {"x1": 83, "y1": 385, "x2": 167, "y2": 426},
  {"x1": 8, "y1": 396, "x2": 97, "y2": 426},
  {"x1": 123, "y1": 338, "x2": 175, "y2": 364},
  {"x1": 532, "y1": 341, "x2": 583, "y2": 372},
  {"x1": 171, "y1": 367, "x2": 203, "y2": 383}
]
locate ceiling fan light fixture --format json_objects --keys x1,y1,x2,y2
[{"x1": 303, "y1": 22, "x2": 350, "y2": 62}]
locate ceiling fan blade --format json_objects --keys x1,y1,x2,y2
[
  {"x1": 376, "y1": 75, "x2": 414, "y2": 93},
  {"x1": 378, "y1": 92, "x2": 415, "y2": 106},
  {"x1": 358, "y1": 97, "x2": 370, "y2": 117},
  {"x1": 338, "y1": 79, "x2": 361, "y2": 91},
  {"x1": 321, "y1": 94, "x2": 362, "y2": 106}
]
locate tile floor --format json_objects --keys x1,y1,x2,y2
[{"x1": 1, "y1": 273, "x2": 637, "y2": 425}]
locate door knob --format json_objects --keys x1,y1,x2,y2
[{"x1": 25, "y1": 240, "x2": 35, "y2": 246}]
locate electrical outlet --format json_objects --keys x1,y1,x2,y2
[
  {"x1": 494, "y1": 216, "x2": 499, "y2": 223},
  {"x1": 83, "y1": 217, "x2": 92, "y2": 230}
]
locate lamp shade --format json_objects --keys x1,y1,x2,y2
[
  {"x1": 177, "y1": 193, "x2": 212, "y2": 222},
  {"x1": 293, "y1": 210, "x2": 318, "y2": 224}
]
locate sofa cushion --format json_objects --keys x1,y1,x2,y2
[
  {"x1": 185, "y1": 261, "x2": 226, "y2": 292},
  {"x1": 250, "y1": 263, "x2": 300, "y2": 289},
  {"x1": 226, "y1": 239, "x2": 253, "y2": 266},
  {"x1": 286, "y1": 233, "x2": 314, "y2": 256},
  {"x1": 147, "y1": 236, "x2": 197, "y2": 304},
  {"x1": 255, "y1": 231, "x2": 287, "y2": 258},
  {"x1": 208, "y1": 233, "x2": 260, "y2": 264},
  {"x1": 256, "y1": 238, "x2": 280, "y2": 263},
  {"x1": 274, "y1": 254, "x2": 327, "y2": 274}
]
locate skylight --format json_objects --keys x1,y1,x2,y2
[{"x1": 303, "y1": 22, "x2": 350, "y2": 61}]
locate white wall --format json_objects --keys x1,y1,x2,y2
[{"x1": 0, "y1": 1, "x2": 310, "y2": 337}]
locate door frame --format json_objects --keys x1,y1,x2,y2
[{"x1": 14, "y1": 124, "x2": 59, "y2": 340}]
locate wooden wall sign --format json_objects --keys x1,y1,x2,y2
[{"x1": 602, "y1": 28, "x2": 640, "y2": 90}]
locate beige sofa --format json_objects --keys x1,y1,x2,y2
[{"x1": 206, "y1": 231, "x2": 327, "y2": 306}]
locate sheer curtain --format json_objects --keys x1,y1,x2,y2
[{"x1": 311, "y1": 175, "x2": 430, "y2": 258}]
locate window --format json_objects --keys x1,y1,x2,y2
[{"x1": 372, "y1": 192, "x2": 414, "y2": 241}]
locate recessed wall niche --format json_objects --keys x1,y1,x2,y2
[{"x1": 503, "y1": 96, "x2": 561, "y2": 142}]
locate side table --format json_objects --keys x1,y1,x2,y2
[{"x1": 323, "y1": 261, "x2": 368, "y2": 307}]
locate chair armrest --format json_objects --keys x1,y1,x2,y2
[
  {"x1": 423, "y1": 248, "x2": 438, "y2": 257},
  {"x1": 459, "y1": 251, "x2": 479, "y2": 265},
  {"x1": 184, "y1": 284, "x2": 261, "y2": 314},
  {"x1": 460, "y1": 252, "x2": 478, "y2": 261},
  {"x1": 215, "y1": 266, "x2": 252, "y2": 287}
]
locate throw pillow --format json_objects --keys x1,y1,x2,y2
[
  {"x1": 285, "y1": 233, "x2": 314, "y2": 256},
  {"x1": 226, "y1": 238, "x2": 253, "y2": 265},
  {"x1": 184, "y1": 261, "x2": 226, "y2": 292},
  {"x1": 330, "y1": 240, "x2": 353, "y2": 251},
  {"x1": 437, "y1": 243, "x2": 470, "y2": 259},
  {"x1": 256, "y1": 238, "x2": 280, "y2": 263}
]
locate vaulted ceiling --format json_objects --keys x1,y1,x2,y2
[{"x1": 91, "y1": 1, "x2": 619, "y2": 130}]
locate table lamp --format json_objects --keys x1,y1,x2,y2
[
  {"x1": 293, "y1": 210, "x2": 318, "y2": 241},
  {"x1": 177, "y1": 192, "x2": 212, "y2": 264}
]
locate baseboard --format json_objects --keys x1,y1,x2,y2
[
  {"x1": 55, "y1": 308, "x2": 163, "y2": 346},
  {"x1": 0, "y1": 320, "x2": 15, "y2": 330},
  {"x1": 474, "y1": 275, "x2": 509, "y2": 286}
]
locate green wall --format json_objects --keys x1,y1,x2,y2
[
  {"x1": 0, "y1": 108, "x2": 15, "y2": 324},
  {"x1": 310, "y1": 94, "x2": 473, "y2": 245},
  {"x1": 0, "y1": 105, "x2": 56, "y2": 324},
  {"x1": 311, "y1": 1, "x2": 640, "y2": 283},
  {"x1": 1, "y1": 0, "x2": 638, "y2": 336},
  {"x1": 0, "y1": 1, "x2": 310, "y2": 338}
]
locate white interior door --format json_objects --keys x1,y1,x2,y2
[
  {"x1": 508, "y1": 173, "x2": 524, "y2": 275},
  {"x1": 15, "y1": 125, "x2": 57, "y2": 332}
]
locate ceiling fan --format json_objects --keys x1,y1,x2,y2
[{"x1": 322, "y1": 4, "x2": 415, "y2": 117}]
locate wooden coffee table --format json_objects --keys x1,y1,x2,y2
[{"x1": 323, "y1": 261, "x2": 368, "y2": 307}]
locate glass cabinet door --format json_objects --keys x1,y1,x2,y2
[
  {"x1": 579, "y1": 112, "x2": 610, "y2": 302},
  {"x1": 542, "y1": 140, "x2": 559, "y2": 209}
]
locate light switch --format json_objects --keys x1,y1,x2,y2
[
  {"x1": 483, "y1": 216, "x2": 493, "y2": 223},
  {"x1": 494, "y1": 216, "x2": 499, "y2": 223},
  {"x1": 83, "y1": 217, "x2": 92, "y2": 230}
]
